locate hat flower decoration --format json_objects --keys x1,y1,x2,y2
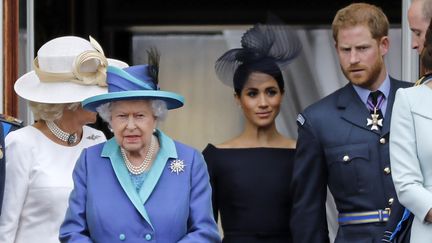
[{"x1": 14, "y1": 36, "x2": 128, "y2": 104}]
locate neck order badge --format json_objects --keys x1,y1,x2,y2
[{"x1": 366, "y1": 90, "x2": 384, "y2": 131}]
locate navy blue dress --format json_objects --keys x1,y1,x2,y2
[{"x1": 203, "y1": 144, "x2": 295, "y2": 243}]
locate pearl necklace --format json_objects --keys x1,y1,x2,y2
[
  {"x1": 46, "y1": 121, "x2": 78, "y2": 145},
  {"x1": 121, "y1": 135, "x2": 156, "y2": 175}
]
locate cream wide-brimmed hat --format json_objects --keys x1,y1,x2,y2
[{"x1": 14, "y1": 36, "x2": 128, "y2": 104}]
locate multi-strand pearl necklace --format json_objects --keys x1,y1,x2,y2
[
  {"x1": 121, "y1": 135, "x2": 156, "y2": 175},
  {"x1": 46, "y1": 121, "x2": 78, "y2": 145}
]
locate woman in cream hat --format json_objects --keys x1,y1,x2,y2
[
  {"x1": 60, "y1": 49, "x2": 220, "y2": 243},
  {"x1": 0, "y1": 36, "x2": 127, "y2": 243}
]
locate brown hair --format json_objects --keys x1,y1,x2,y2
[
  {"x1": 421, "y1": 18, "x2": 432, "y2": 71},
  {"x1": 332, "y1": 3, "x2": 389, "y2": 43}
]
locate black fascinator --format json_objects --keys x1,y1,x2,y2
[
  {"x1": 146, "y1": 47, "x2": 160, "y2": 87},
  {"x1": 215, "y1": 23, "x2": 302, "y2": 91}
]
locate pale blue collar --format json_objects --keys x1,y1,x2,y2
[
  {"x1": 352, "y1": 74, "x2": 391, "y2": 105},
  {"x1": 101, "y1": 129, "x2": 178, "y2": 165}
]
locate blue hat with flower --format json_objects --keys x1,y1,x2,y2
[{"x1": 82, "y1": 49, "x2": 184, "y2": 111}]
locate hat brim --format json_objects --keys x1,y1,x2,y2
[
  {"x1": 14, "y1": 58, "x2": 128, "y2": 104},
  {"x1": 82, "y1": 90, "x2": 185, "y2": 112}
]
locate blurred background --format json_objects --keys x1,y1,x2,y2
[{"x1": 8, "y1": 0, "x2": 409, "y2": 151}]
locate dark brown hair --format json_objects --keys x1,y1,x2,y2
[{"x1": 421, "y1": 18, "x2": 432, "y2": 71}]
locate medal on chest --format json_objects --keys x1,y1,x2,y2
[{"x1": 366, "y1": 107, "x2": 383, "y2": 131}]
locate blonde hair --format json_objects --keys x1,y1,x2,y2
[
  {"x1": 29, "y1": 102, "x2": 80, "y2": 121},
  {"x1": 332, "y1": 3, "x2": 389, "y2": 42}
]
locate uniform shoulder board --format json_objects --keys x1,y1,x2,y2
[
  {"x1": 0, "y1": 114, "x2": 23, "y2": 127},
  {"x1": 0, "y1": 114, "x2": 24, "y2": 135},
  {"x1": 296, "y1": 113, "x2": 306, "y2": 126}
]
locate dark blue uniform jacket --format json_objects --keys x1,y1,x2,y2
[{"x1": 290, "y1": 78, "x2": 411, "y2": 243}]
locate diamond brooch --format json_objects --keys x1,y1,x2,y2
[
  {"x1": 86, "y1": 134, "x2": 101, "y2": 140},
  {"x1": 169, "y1": 159, "x2": 186, "y2": 175}
]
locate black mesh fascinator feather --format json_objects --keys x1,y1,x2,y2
[
  {"x1": 146, "y1": 47, "x2": 160, "y2": 87},
  {"x1": 215, "y1": 24, "x2": 302, "y2": 90}
]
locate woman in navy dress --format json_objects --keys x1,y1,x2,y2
[{"x1": 203, "y1": 23, "x2": 302, "y2": 243}]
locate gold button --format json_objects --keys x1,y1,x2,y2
[
  {"x1": 0, "y1": 149, "x2": 3, "y2": 160},
  {"x1": 380, "y1": 138, "x2": 386, "y2": 144},
  {"x1": 343, "y1": 155, "x2": 350, "y2": 162},
  {"x1": 388, "y1": 198, "x2": 394, "y2": 205},
  {"x1": 384, "y1": 167, "x2": 391, "y2": 174}
]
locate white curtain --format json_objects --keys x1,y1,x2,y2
[{"x1": 133, "y1": 35, "x2": 243, "y2": 151}]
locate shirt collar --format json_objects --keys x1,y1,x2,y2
[{"x1": 352, "y1": 74, "x2": 391, "y2": 105}]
